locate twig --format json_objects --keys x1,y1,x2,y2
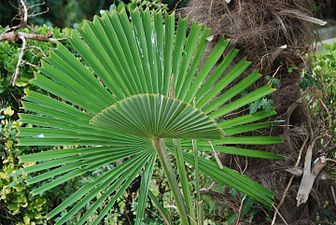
[
  {"x1": 271, "y1": 137, "x2": 308, "y2": 225},
  {"x1": 272, "y1": 204, "x2": 289, "y2": 225},
  {"x1": 11, "y1": 32, "x2": 27, "y2": 86},
  {"x1": 295, "y1": 138, "x2": 309, "y2": 168},
  {"x1": 5, "y1": 31, "x2": 64, "y2": 86},
  {"x1": 28, "y1": 0, "x2": 45, "y2": 9},
  {"x1": 222, "y1": 108, "x2": 248, "y2": 120},
  {"x1": 187, "y1": 215, "x2": 198, "y2": 225},
  {"x1": 10, "y1": 0, "x2": 28, "y2": 31},
  {"x1": 234, "y1": 195, "x2": 246, "y2": 225},
  {"x1": 209, "y1": 0, "x2": 214, "y2": 15},
  {"x1": 23, "y1": 32, "x2": 65, "y2": 43},
  {"x1": 0, "y1": 0, "x2": 66, "y2": 86},
  {"x1": 200, "y1": 181, "x2": 216, "y2": 192},
  {"x1": 233, "y1": 155, "x2": 243, "y2": 173},
  {"x1": 22, "y1": 60, "x2": 38, "y2": 68},
  {"x1": 208, "y1": 141, "x2": 224, "y2": 169},
  {"x1": 318, "y1": 98, "x2": 332, "y2": 136},
  {"x1": 242, "y1": 157, "x2": 248, "y2": 174},
  {"x1": 173, "y1": 0, "x2": 183, "y2": 11},
  {"x1": 331, "y1": 186, "x2": 336, "y2": 206},
  {"x1": 29, "y1": 7, "x2": 49, "y2": 17},
  {"x1": 260, "y1": 45, "x2": 287, "y2": 73},
  {"x1": 21, "y1": 0, "x2": 28, "y2": 24},
  {"x1": 267, "y1": 65, "x2": 283, "y2": 85},
  {"x1": 0, "y1": 31, "x2": 65, "y2": 43},
  {"x1": 326, "y1": 158, "x2": 336, "y2": 163},
  {"x1": 26, "y1": 45, "x2": 47, "y2": 57}
]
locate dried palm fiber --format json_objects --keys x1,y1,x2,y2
[
  {"x1": 183, "y1": 0, "x2": 325, "y2": 224},
  {"x1": 184, "y1": 0, "x2": 317, "y2": 71}
]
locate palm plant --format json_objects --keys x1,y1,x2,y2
[{"x1": 18, "y1": 6, "x2": 283, "y2": 225}]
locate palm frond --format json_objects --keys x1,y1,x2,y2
[
  {"x1": 18, "y1": 6, "x2": 282, "y2": 224},
  {"x1": 90, "y1": 94, "x2": 223, "y2": 139}
]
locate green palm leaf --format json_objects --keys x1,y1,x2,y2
[
  {"x1": 18, "y1": 6, "x2": 282, "y2": 224},
  {"x1": 90, "y1": 94, "x2": 223, "y2": 139}
]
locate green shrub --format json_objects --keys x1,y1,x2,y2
[
  {"x1": 0, "y1": 25, "x2": 70, "y2": 225},
  {"x1": 0, "y1": 116, "x2": 47, "y2": 225},
  {"x1": 301, "y1": 43, "x2": 336, "y2": 136},
  {"x1": 300, "y1": 42, "x2": 336, "y2": 224}
]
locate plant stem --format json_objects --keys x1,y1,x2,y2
[
  {"x1": 148, "y1": 190, "x2": 173, "y2": 225},
  {"x1": 192, "y1": 139, "x2": 202, "y2": 225},
  {"x1": 174, "y1": 139, "x2": 196, "y2": 223},
  {"x1": 153, "y1": 138, "x2": 190, "y2": 225}
]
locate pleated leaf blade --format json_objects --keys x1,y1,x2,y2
[{"x1": 90, "y1": 94, "x2": 224, "y2": 139}]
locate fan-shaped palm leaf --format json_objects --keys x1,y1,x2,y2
[{"x1": 18, "y1": 6, "x2": 282, "y2": 225}]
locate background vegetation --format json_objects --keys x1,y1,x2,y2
[
  {"x1": 0, "y1": 0, "x2": 335, "y2": 224},
  {"x1": 0, "y1": 0, "x2": 190, "y2": 28}
]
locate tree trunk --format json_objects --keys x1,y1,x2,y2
[{"x1": 184, "y1": 0, "x2": 332, "y2": 224}]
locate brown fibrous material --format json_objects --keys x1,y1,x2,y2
[
  {"x1": 184, "y1": 0, "x2": 315, "y2": 73},
  {"x1": 183, "y1": 0, "x2": 331, "y2": 224}
]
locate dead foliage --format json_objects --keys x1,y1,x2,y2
[{"x1": 183, "y1": 0, "x2": 322, "y2": 73}]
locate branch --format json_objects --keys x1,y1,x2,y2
[
  {"x1": 326, "y1": 158, "x2": 336, "y2": 164},
  {"x1": 331, "y1": 186, "x2": 336, "y2": 206},
  {"x1": 271, "y1": 136, "x2": 308, "y2": 225},
  {"x1": 9, "y1": 0, "x2": 28, "y2": 31},
  {"x1": 0, "y1": 31, "x2": 65, "y2": 43},
  {"x1": 29, "y1": 7, "x2": 49, "y2": 18},
  {"x1": 27, "y1": 0, "x2": 45, "y2": 9},
  {"x1": 11, "y1": 32, "x2": 27, "y2": 86},
  {"x1": 234, "y1": 195, "x2": 246, "y2": 225},
  {"x1": 23, "y1": 32, "x2": 65, "y2": 43},
  {"x1": 21, "y1": 0, "x2": 28, "y2": 25},
  {"x1": 0, "y1": 0, "x2": 66, "y2": 86},
  {"x1": 1, "y1": 30, "x2": 65, "y2": 86}
]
